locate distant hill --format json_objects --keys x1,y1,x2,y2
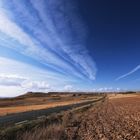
[{"x1": 16, "y1": 92, "x2": 48, "y2": 99}]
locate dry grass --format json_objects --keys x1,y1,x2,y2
[
  {"x1": 108, "y1": 93, "x2": 139, "y2": 99},
  {"x1": 0, "y1": 100, "x2": 93, "y2": 140},
  {"x1": 1, "y1": 94, "x2": 139, "y2": 140},
  {"x1": 1, "y1": 93, "x2": 139, "y2": 140},
  {"x1": 16, "y1": 110, "x2": 84, "y2": 140},
  {"x1": 17, "y1": 124, "x2": 66, "y2": 140},
  {"x1": 0, "y1": 100, "x2": 88, "y2": 116},
  {"x1": 0, "y1": 93, "x2": 99, "y2": 116},
  {"x1": 14, "y1": 101, "x2": 100, "y2": 140}
]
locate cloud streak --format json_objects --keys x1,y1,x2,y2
[
  {"x1": 0, "y1": 74, "x2": 27, "y2": 87},
  {"x1": 0, "y1": 56, "x2": 86, "y2": 96},
  {"x1": 0, "y1": 0, "x2": 97, "y2": 81},
  {"x1": 0, "y1": 73, "x2": 50, "y2": 91},
  {"x1": 22, "y1": 81, "x2": 51, "y2": 90},
  {"x1": 116, "y1": 65, "x2": 140, "y2": 81}
]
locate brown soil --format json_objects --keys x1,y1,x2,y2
[
  {"x1": 1, "y1": 93, "x2": 139, "y2": 140},
  {"x1": 0, "y1": 94, "x2": 99, "y2": 116},
  {"x1": 65, "y1": 95, "x2": 140, "y2": 140}
]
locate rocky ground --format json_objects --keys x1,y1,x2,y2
[{"x1": 65, "y1": 96, "x2": 140, "y2": 140}]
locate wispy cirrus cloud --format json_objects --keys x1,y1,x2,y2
[
  {"x1": 0, "y1": 56, "x2": 77, "y2": 86},
  {"x1": 0, "y1": 56, "x2": 86, "y2": 96},
  {"x1": 116, "y1": 65, "x2": 140, "y2": 81},
  {"x1": 0, "y1": 0, "x2": 97, "y2": 81}
]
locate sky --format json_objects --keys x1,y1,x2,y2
[{"x1": 0, "y1": 0, "x2": 140, "y2": 97}]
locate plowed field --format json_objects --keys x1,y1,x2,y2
[{"x1": 66, "y1": 95, "x2": 140, "y2": 140}]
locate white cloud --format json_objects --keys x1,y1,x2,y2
[
  {"x1": 0, "y1": 10, "x2": 39, "y2": 52},
  {"x1": 0, "y1": 73, "x2": 51, "y2": 90},
  {"x1": 0, "y1": 74, "x2": 27, "y2": 87},
  {"x1": 0, "y1": 0, "x2": 98, "y2": 96},
  {"x1": 0, "y1": 56, "x2": 67, "y2": 82},
  {"x1": 22, "y1": 81, "x2": 51, "y2": 90},
  {"x1": 0, "y1": 56, "x2": 81, "y2": 96},
  {"x1": 64, "y1": 85, "x2": 73, "y2": 91},
  {"x1": 91, "y1": 87, "x2": 122, "y2": 92},
  {"x1": 116, "y1": 65, "x2": 140, "y2": 81},
  {"x1": 0, "y1": 0, "x2": 97, "y2": 81}
]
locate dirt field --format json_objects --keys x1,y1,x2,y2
[
  {"x1": 0, "y1": 93, "x2": 100, "y2": 116},
  {"x1": 65, "y1": 95, "x2": 140, "y2": 140},
  {"x1": 0, "y1": 93, "x2": 139, "y2": 140},
  {"x1": 108, "y1": 93, "x2": 139, "y2": 99}
]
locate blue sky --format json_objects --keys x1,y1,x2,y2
[{"x1": 0, "y1": 0, "x2": 140, "y2": 97}]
